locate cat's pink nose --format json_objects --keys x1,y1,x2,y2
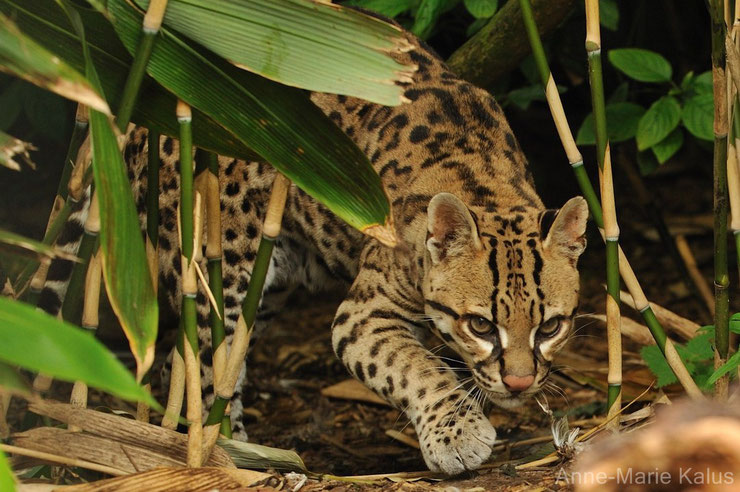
[{"x1": 503, "y1": 374, "x2": 534, "y2": 393}]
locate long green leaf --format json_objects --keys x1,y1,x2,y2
[
  {"x1": 90, "y1": 104, "x2": 158, "y2": 381},
  {"x1": 0, "y1": 360, "x2": 31, "y2": 397},
  {"x1": 60, "y1": 0, "x2": 158, "y2": 382},
  {"x1": 0, "y1": 12, "x2": 108, "y2": 114},
  {"x1": 0, "y1": 297, "x2": 156, "y2": 405},
  {"x1": 0, "y1": 0, "x2": 259, "y2": 162},
  {"x1": 0, "y1": 448, "x2": 14, "y2": 492},
  {"x1": 134, "y1": 0, "x2": 415, "y2": 106},
  {"x1": 108, "y1": 0, "x2": 392, "y2": 238},
  {"x1": 0, "y1": 227, "x2": 78, "y2": 262},
  {"x1": 2, "y1": 0, "x2": 393, "y2": 240}
]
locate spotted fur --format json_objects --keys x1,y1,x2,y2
[{"x1": 40, "y1": 27, "x2": 588, "y2": 475}]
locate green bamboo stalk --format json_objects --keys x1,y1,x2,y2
[
  {"x1": 584, "y1": 0, "x2": 621, "y2": 419},
  {"x1": 60, "y1": 191, "x2": 101, "y2": 326},
  {"x1": 147, "y1": 129, "x2": 161, "y2": 251},
  {"x1": 20, "y1": 106, "x2": 89, "y2": 301},
  {"x1": 177, "y1": 100, "x2": 202, "y2": 467},
  {"x1": 518, "y1": 0, "x2": 703, "y2": 398},
  {"x1": 138, "y1": 129, "x2": 161, "y2": 424},
  {"x1": 709, "y1": 0, "x2": 730, "y2": 399},
  {"x1": 202, "y1": 173, "x2": 290, "y2": 462}
]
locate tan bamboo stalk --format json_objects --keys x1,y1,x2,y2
[
  {"x1": 710, "y1": 0, "x2": 730, "y2": 400},
  {"x1": 160, "y1": 346, "x2": 185, "y2": 430},
  {"x1": 0, "y1": 391, "x2": 10, "y2": 438},
  {"x1": 674, "y1": 234, "x2": 715, "y2": 315},
  {"x1": 599, "y1": 148, "x2": 622, "y2": 427},
  {"x1": 201, "y1": 173, "x2": 291, "y2": 463},
  {"x1": 68, "y1": 192, "x2": 101, "y2": 431},
  {"x1": 585, "y1": 0, "x2": 622, "y2": 423}
]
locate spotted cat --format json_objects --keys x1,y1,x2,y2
[{"x1": 40, "y1": 24, "x2": 588, "y2": 475}]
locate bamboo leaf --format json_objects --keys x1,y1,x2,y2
[
  {"x1": 0, "y1": 12, "x2": 109, "y2": 114},
  {"x1": 0, "y1": 227, "x2": 78, "y2": 262},
  {"x1": 576, "y1": 102, "x2": 645, "y2": 145},
  {"x1": 0, "y1": 130, "x2": 35, "y2": 171},
  {"x1": 61, "y1": 0, "x2": 159, "y2": 381},
  {"x1": 682, "y1": 93, "x2": 714, "y2": 141},
  {"x1": 0, "y1": 0, "x2": 260, "y2": 162},
  {"x1": 651, "y1": 127, "x2": 684, "y2": 164},
  {"x1": 3, "y1": 0, "x2": 394, "y2": 238},
  {"x1": 708, "y1": 350, "x2": 740, "y2": 384},
  {"x1": 90, "y1": 109, "x2": 159, "y2": 382},
  {"x1": 0, "y1": 448, "x2": 14, "y2": 492},
  {"x1": 134, "y1": 0, "x2": 416, "y2": 106},
  {"x1": 636, "y1": 96, "x2": 681, "y2": 151},
  {"x1": 107, "y1": 0, "x2": 393, "y2": 240},
  {"x1": 217, "y1": 438, "x2": 307, "y2": 472},
  {"x1": 608, "y1": 48, "x2": 672, "y2": 83},
  {"x1": 0, "y1": 297, "x2": 157, "y2": 406},
  {"x1": 0, "y1": 360, "x2": 31, "y2": 397}
]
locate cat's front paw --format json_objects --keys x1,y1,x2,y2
[{"x1": 418, "y1": 406, "x2": 497, "y2": 475}]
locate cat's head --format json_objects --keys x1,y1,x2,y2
[{"x1": 421, "y1": 192, "x2": 588, "y2": 407}]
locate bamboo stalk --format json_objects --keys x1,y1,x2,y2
[
  {"x1": 138, "y1": 130, "x2": 161, "y2": 424},
  {"x1": 176, "y1": 100, "x2": 203, "y2": 467},
  {"x1": 203, "y1": 150, "x2": 228, "y2": 442},
  {"x1": 201, "y1": 172, "x2": 291, "y2": 463},
  {"x1": 731, "y1": 1, "x2": 740, "y2": 290},
  {"x1": 161, "y1": 339, "x2": 185, "y2": 430},
  {"x1": 116, "y1": 0, "x2": 169, "y2": 132},
  {"x1": 585, "y1": 0, "x2": 622, "y2": 423},
  {"x1": 710, "y1": 0, "x2": 731, "y2": 399},
  {"x1": 0, "y1": 391, "x2": 10, "y2": 438},
  {"x1": 518, "y1": 0, "x2": 703, "y2": 399}
]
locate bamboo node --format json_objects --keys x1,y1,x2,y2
[{"x1": 176, "y1": 100, "x2": 192, "y2": 121}]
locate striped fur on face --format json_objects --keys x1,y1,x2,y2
[{"x1": 423, "y1": 195, "x2": 587, "y2": 406}]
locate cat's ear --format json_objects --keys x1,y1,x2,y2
[
  {"x1": 426, "y1": 193, "x2": 482, "y2": 264},
  {"x1": 542, "y1": 196, "x2": 588, "y2": 260}
]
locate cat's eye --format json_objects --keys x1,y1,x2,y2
[
  {"x1": 468, "y1": 316, "x2": 495, "y2": 336},
  {"x1": 538, "y1": 317, "x2": 563, "y2": 338}
]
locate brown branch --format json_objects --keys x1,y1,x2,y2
[{"x1": 446, "y1": 0, "x2": 577, "y2": 87}]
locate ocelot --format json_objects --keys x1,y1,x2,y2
[{"x1": 40, "y1": 19, "x2": 587, "y2": 475}]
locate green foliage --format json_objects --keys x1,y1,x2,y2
[
  {"x1": 642, "y1": 317, "x2": 740, "y2": 390},
  {"x1": 599, "y1": 0, "x2": 619, "y2": 31},
  {"x1": 463, "y1": 0, "x2": 498, "y2": 19},
  {"x1": 347, "y1": 0, "x2": 500, "y2": 41},
  {"x1": 682, "y1": 93, "x2": 715, "y2": 141},
  {"x1": 578, "y1": 46, "x2": 714, "y2": 171},
  {"x1": 0, "y1": 297, "x2": 157, "y2": 405},
  {"x1": 0, "y1": 360, "x2": 31, "y2": 396},
  {"x1": 641, "y1": 329, "x2": 714, "y2": 390},
  {"x1": 344, "y1": 0, "x2": 419, "y2": 18},
  {"x1": 576, "y1": 102, "x2": 645, "y2": 144},
  {"x1": 636, "y1": 96, "x2": 681, "y2": 150},
  {"x1": 0, "y1": 449, "x2": 14, "y2": 492},
  {"x1": 608, "y1": 48, "x2": 672, "y2": 83}
]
